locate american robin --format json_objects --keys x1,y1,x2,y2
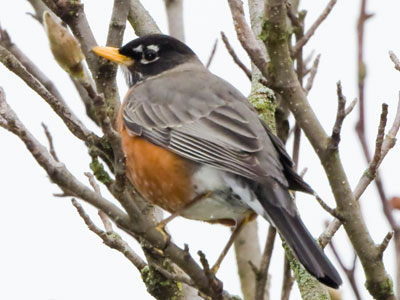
[{"x1": 92, "y1": 34, "x2": 342, "y2": 288}]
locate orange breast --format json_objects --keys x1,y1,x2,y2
[{"x1": 118, "y1": 113, "x2": 195, "y2": 213}]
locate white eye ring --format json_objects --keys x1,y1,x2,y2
[
  {"x1": 132, "y1": 45, "x2": 143, "y2": 53},
  {"x1": 141, "y1": 48, "x2": 159, "y2": 64},
  {"x1": 140, "y1": 56, "x2": 160, "y2": 64}
]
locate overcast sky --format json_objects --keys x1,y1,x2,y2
[{"x1": 1, "y1": 1, "x2": 400, "y2": 300}]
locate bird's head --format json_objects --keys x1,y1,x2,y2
[{"x1": 92, "y1": 34, "x2": 199, "y2": 86}]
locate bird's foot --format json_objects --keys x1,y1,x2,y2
[{"x1": 155, "y1": 221, "x2": 171, "y2": 249}]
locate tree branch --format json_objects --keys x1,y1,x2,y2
[
  {"x1": 128, "y1": 0, "x2": 161, "y2": 36},
  {"x1": 221, "y1": 31, "x2": 252, "y2": 80},
  {"x1": 319, "y1": 98, "x2": 400, "y2": 248},
  {"x1": 72, "y1": 198, "x2": 147, "y2": 271},
  {"x1": 329, "y1": 237, "x2": 361, "y2": 300},
  {"x1": 262, "y1": 1, "x2": 395, "y2": 298},
  {"x1": 329, "y1": 81, "x2": 348, "y2": 151},
  {"x1": 0, "y1": 45, "x2": 99, "y2": 146},
  {"x1": 0, "y1": 25, "x2": 65, "y2": 103},
  {"x1": 291, "y1": 0, "x2": 337, "y2": 56},
  {"x1": 164, "y1": 0, "x2": 185, "y2": 41},
  {"x1": 106, "y1": 0, "x2": 129, "y2": 48},
  {"x1": 255, "y1": 226, "x2": 276, "y2": 300},
  {"x1": 206, "y1": 38, "x2": 218, "y2": 69},
  {"x1": 0, "y1": 86, "x2": 237, "y2": 300},
  {"x1": 227, "y1": 0, "x2": 269, "y2": 80}
]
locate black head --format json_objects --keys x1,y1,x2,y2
[
  {"x1": 93, "y1": 34, "x2": 199, "y2": 85},
  {"x1": 119, "y1": 34, "x2": 198, "y2": 84}
]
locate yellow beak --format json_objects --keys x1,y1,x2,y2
[{"x1": 92, "y1": 46, "x2": 133, "y2": 65}]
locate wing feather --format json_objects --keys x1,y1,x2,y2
[{"x1": 123, "y1": 66, "x2": 288, "y2": 185}]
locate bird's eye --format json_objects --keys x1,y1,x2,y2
[{"x1": 144, "y1": 49, "x2": 157, "y2": 61}]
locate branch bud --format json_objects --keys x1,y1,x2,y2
[{"x1": 43, "y1": 11, "x2": 85, "y2": 80}]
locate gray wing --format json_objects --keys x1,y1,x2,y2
[{"x1": 123, "y1": 66, "x2": 288, "y2": 186}]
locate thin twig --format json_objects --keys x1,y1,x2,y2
[
  {"x1": 315, "y1": 195, "x2": 337, "y2": 217},
  {"x1": 81, "y1": 83, "x2": 126, "y2": 188},
  {"x1": 329, "y1": 236, "x2": 362, "y2": 300},
  {"x1": 71, "y1": 198, "x2": 147, "y2": 271},
  {"x1": 370, "y1": 104, "x2": 388, "y2": 174},
  {"x1": 84, "y1": 172, "x2": 113, "y2": 232},
  {"x1": 255, "y1": 226, "x2": 276, "y2": 300},
  {"x1": 280, "y1": 257, "x2": 294, "y2": 300},
  {"x1": 0, "y1": 26, "x2": 66, "y2": 103},
  {"x1": 264, "y1": 0, "x2": 395, "y2": 297},
  {"x1": 345, "y1": 98, "x2": 358, "y2": 116},
  {"x1": 206, "y1": 38, "x2": 218, "y2": 69},
  {"x1": 389, "y1": 51, "x2": 400, "y2": 72},
  {"x1": 41, "y1": 123, "x2": 59, "y2": 162},
  {"x1": 227, "y1": 0, "x2": 269, "y2": 78},
  {"x1": 292, "y1": 0, "x2": 338, "y2": 56},
  {"x1": 0, "y1": 45, "x2": 98, "y2": 145},
  {"x1": 0, "y1": 87, "x2": 129, "y2": 224},
  {"x1": 304, "y1": 54, "x2": 321, "y2": 95},
  {"x1": 355, "y1": 0, "x2": 374, "y2": 163},
  {"x1": 378, "y1": 232, "x2": 394, "y2": 257},
  {"x1": 198, "y1": 251, "x2": 223, "y2": 298},
  {"x1": 220, "y1": 31, "x2": 252, "y2": 80},
  {"x1": 150, "y1": 263, "x2": 195, "y2": 288},
  {"x1": 329, "y1": 81, "x2": 347, "y2": 150},
  {"x1": 319, "y1": 98, "x2": 400, "y2": 248}
]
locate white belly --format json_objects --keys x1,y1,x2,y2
[{"x1": 181, "y1": 166, "x2": 257, "y2": 223}]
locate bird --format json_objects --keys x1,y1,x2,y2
[{"x1": 92, "y1": 34, "x2": 342, "y2": 289}]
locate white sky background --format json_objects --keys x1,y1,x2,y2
[{"x1": 1, "y1": 1, "x2": 400, "y2": 299}]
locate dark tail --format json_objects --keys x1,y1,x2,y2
[{"x1": 254, "y1": 179, "x2": 342, "y2": 289}]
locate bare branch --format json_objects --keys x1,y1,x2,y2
[
  {"x1": 0, "y1": 26, "x2": 65, "y2": 103},
  {"x1": 198, "y1": 251, "x2": 223, "y2": 298},
  {"x1": 128, "y1": 0, "x2": 161, "y2": 36},
  {"x1": 314, "y1": 195, "x2": 337, "y2": 217},
  {"x1": 81, "y1": 84, "x2": 126, "y2": 186},
  {"x1": 221, "y1": 31, "x2": 252, "y2": 80},
  {"x1": 227, "y1": 0, "x2": 269, "y2": 78},
  {"x1": 389, "y1": 51, "x2": 400, "y2": 72},
  {"x1": 255, "y1": 226, "x2": 276, "y2": 300},
  {"x1": 26, "y1": 0, "x2": 51, "y2": 22},
  {"x1": 206, "y1": 38, "x2": 218, "y2": 69},
  {"x1": 378, "y1": 232, "x2": 394, "y2": 257},
  {"x1": 263, "y1": 1, "x2": 395, "y2": 297},
  {"x1": 0, "y1": 86, "x2": 240, "y2": 299},
  {"x1": 72, "y1": 198, "x2": 147, "y2": 271},
  {"x1": 280, "y1": 258, "x2": 294, "y2": 300},
  {"x1": 150, "y1": 263, "x2": 196, "y2": 288},
  {"x1": 345, "y1": 98, "x2": 358, "y2": 116},
  {"x1": 320, "y1": 98, "x2": 400, "y2": 248},
  {"x1": 84, "y1": 171, "x2": 113, "y2": 232},
  {"x1": 84, "y1": 172, "x2": 102, "y2": 195},
  {"x1": 370, "y1": 104, "x2": 388, "y2": 175},
  {"x1": 164, "y1": 0, "x2": 185, "y2": 41},
  {"x1": 0, "y1": 87, "x2": 129, "y2": 224},
  {"x1": 106, "y1": 0, "x2": 129, "y2": 47},
  {"x1": 234, "y1": 220, "x2": 263, "y2": 300},
  {"x1": 355, "y1": 0, "x2": 374, "y2": 163},
  {"x1": 0, "y1": 45, "x2": 98, "y2": 146},
  {"x1": 41, "y1": 123, "x2": 59, "y2": 162},
  {"x1": 304, "y1": 54, "x2": 321, "y2": 94},
  {"x1": 292, "y1": 0, "x2": 337, "y2": 56},
  {"x1": 329, "y1": 81, "x2": 347, "y2": 150},
  {"x1": 329, "y1": 237, "x2": 362, "y2": 300}
]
